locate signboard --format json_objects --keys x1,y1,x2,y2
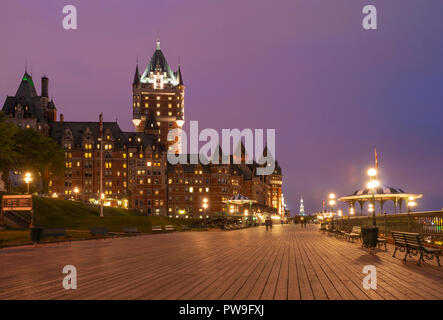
[{"x1": 2, "y1": 195, "x2": 33, "y2": 211}]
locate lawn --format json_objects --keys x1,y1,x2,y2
[{"x1": 0, "y1": 195, "x2": 203, "y2": 246}]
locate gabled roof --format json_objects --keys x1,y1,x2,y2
[{"x1": 50, "y1": 121, "x2": 126, "y2": 144}]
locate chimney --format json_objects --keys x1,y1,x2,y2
[
  {"x1": 60, "y1": 113, "x2": 64, "y2": 124},
  {"x1": 41, "y1": 76, "x2": 49, "y2": 98}
]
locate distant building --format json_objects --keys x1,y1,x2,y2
[
  {"x1": 2, "y1": 40, "x2": 284, "y2": 217},
  {"x1": 299, "y1": 197, "x2": 306, "y2": 216}
]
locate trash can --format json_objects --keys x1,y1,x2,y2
[
  {"x1": 361, "y1": 226, "x2": 379, "y2": 249},
  {"x1": 30, "y1": 227, "x2": 43, "y2": 243}
]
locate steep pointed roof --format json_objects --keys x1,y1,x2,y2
[
  {"x1": 176, "y1": 66, "x2": 184, "y2": 85},
  {"x1": 147, "y1": 40, "x2": 174, "y2": 78},
  {"x1": 133, "y1": 64, "x2": 140, "y2": 86},
  {"x1": 16, "y1": 72, "x2": 38, "y2": 98}
]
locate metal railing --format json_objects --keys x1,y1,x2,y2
[{"x1": 332, "y1": 211, "x2": 443, "y2": 244}]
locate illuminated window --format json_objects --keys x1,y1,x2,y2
[
  {"x1": 157, "y1": 111, "x2": 160, "y2": 116},
  {"x1": 189, "y1": 187, "x2": 193, "y2": 193},
  {"x1": 123, "y1": 163, "x2": 127, "y2": 168}
]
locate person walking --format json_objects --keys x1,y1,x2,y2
[{"x1": 265, "y1": 216, "x2": 272, "y2": 231}]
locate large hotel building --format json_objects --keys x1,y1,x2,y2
[{"x1": 2, "y1": 41, "x2": 284, "y2": 217}]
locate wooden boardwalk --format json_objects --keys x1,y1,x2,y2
[{"x1": 0, "y1": 224, "x2": 442, "y2": 300}]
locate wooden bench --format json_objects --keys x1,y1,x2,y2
[
  {"x1": 151, "y1": 225, "x2": 163, "y2": 232},
  {"x1": 345, "y1": 226, "x2": 361, "y2": 242},
  {"x1": 89, "y1": 227, "x2": 112, "y2": 238},
  {"x1": 41, "y1": 228, "x2": 70, "y2": 240},
  {"x1": 181, "y1": 225, "x2": 190, "y2": 231},
  {"x1": 165, "y1": 225, "x2": 175, "y2": 232},
  {"x1": 339, "y1": 226, "x2": 352, "y2": 239},
  {"x1": 191, "y1": 224, "x2": 208, "y2": 231},
  {"x1": 392, "y1": 231, "x2": 441, "y2": 266},
  {"x1": 123, "y1": 226, "x2": 141, "y2": 235}
]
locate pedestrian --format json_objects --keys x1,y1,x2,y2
[{"x1": 265, "y1": 216, "x2": 272, "y2": 231}]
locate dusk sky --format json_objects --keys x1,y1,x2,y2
[{"x1": 1, "y1": 0, "x2": 442, "y2": 213}]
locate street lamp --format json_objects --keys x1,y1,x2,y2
[
  {"x1": 24, "y1": 172, "x2": 32, "y2": 194},
  {"x1": 408, "y1": 196, "x2": 417, "y2": 213},
  {"x1": 367, "y1": 168, "x2": 379, "y2": 226},
  {"x1": 73, "y1": 187, "x2": 79, "y2": 200},
  {"x1": 349, "y1": 207, "x2": 355, "y2": 216},
  {"x1": 328, "y1": 193, "x2": 336, "y2": 228},
  {"x1": 203, "y1": 198, "x2": 208, "y2": 217}
]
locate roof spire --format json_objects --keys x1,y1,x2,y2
[
  {"x1": 133, "y1": 63, "x2": 140, "y2": 86},
  {"x1": 156, "y1": 39, "x2": 161, "y2": 50}
]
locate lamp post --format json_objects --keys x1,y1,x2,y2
[
  {"x1": 349, "y1": 207, "x2": 355, "y2": 216},
  {"x1": 24, "y1": 172, "x2": 32, "y2": 194},
  {"x1": 203, "y1": 198, "x2": 208, "y2": 218},
  {"x1": 407, "y1": 196, "x2": 416, "y2": 213},
  {"x1": 328, "y1": 193, "x2": 336, "y2": 228},
  {"x1": 73, "y1": 187, "x2": 79, "y2": 201},
  {"x1": 367, "y1": 168, "x2": 379, "y2": 226}
]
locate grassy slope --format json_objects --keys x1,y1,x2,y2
[
  {"x1": 0, "y1": 195, "x2": 202, "y2": 245},
  {"x1": 2, "y1": 195, "x2": 198, "y2": 233}
]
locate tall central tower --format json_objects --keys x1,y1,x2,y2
[{"x1": 132, "y1": 40, "x2": 185, "y2": 150}]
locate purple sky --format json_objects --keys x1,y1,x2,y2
[{"x1": 1, "y1": 0, "x2": 443, "y2": 213}]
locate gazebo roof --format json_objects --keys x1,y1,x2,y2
[
  {"x1": 352, "y1": 184, "x2": 406, "y2": 196},
  {"x1": 339, "y1": 183, "x2": 422, "y2": 202},
  {"x1": 223, "y1": 194, "x2": 257, "y2": 204}
]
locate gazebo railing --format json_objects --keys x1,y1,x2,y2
[{"x1": 332, "y1": 211, "x2": 443, "y2": 244}]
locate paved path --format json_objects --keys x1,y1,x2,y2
[{"x1": 0, "y1": 224, "x2": 442, "y2": 300}]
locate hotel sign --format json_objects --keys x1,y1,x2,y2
[{"x1": 2, "y1": 195, "x2": 33, "y2": 211}]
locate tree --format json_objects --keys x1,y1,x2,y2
[
  {"x1": 14, "y1": 128, "x2": 65, "y2": 194},
  {"x1": 0, "y1": 112, "x2": 19, "y2": 190}
]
